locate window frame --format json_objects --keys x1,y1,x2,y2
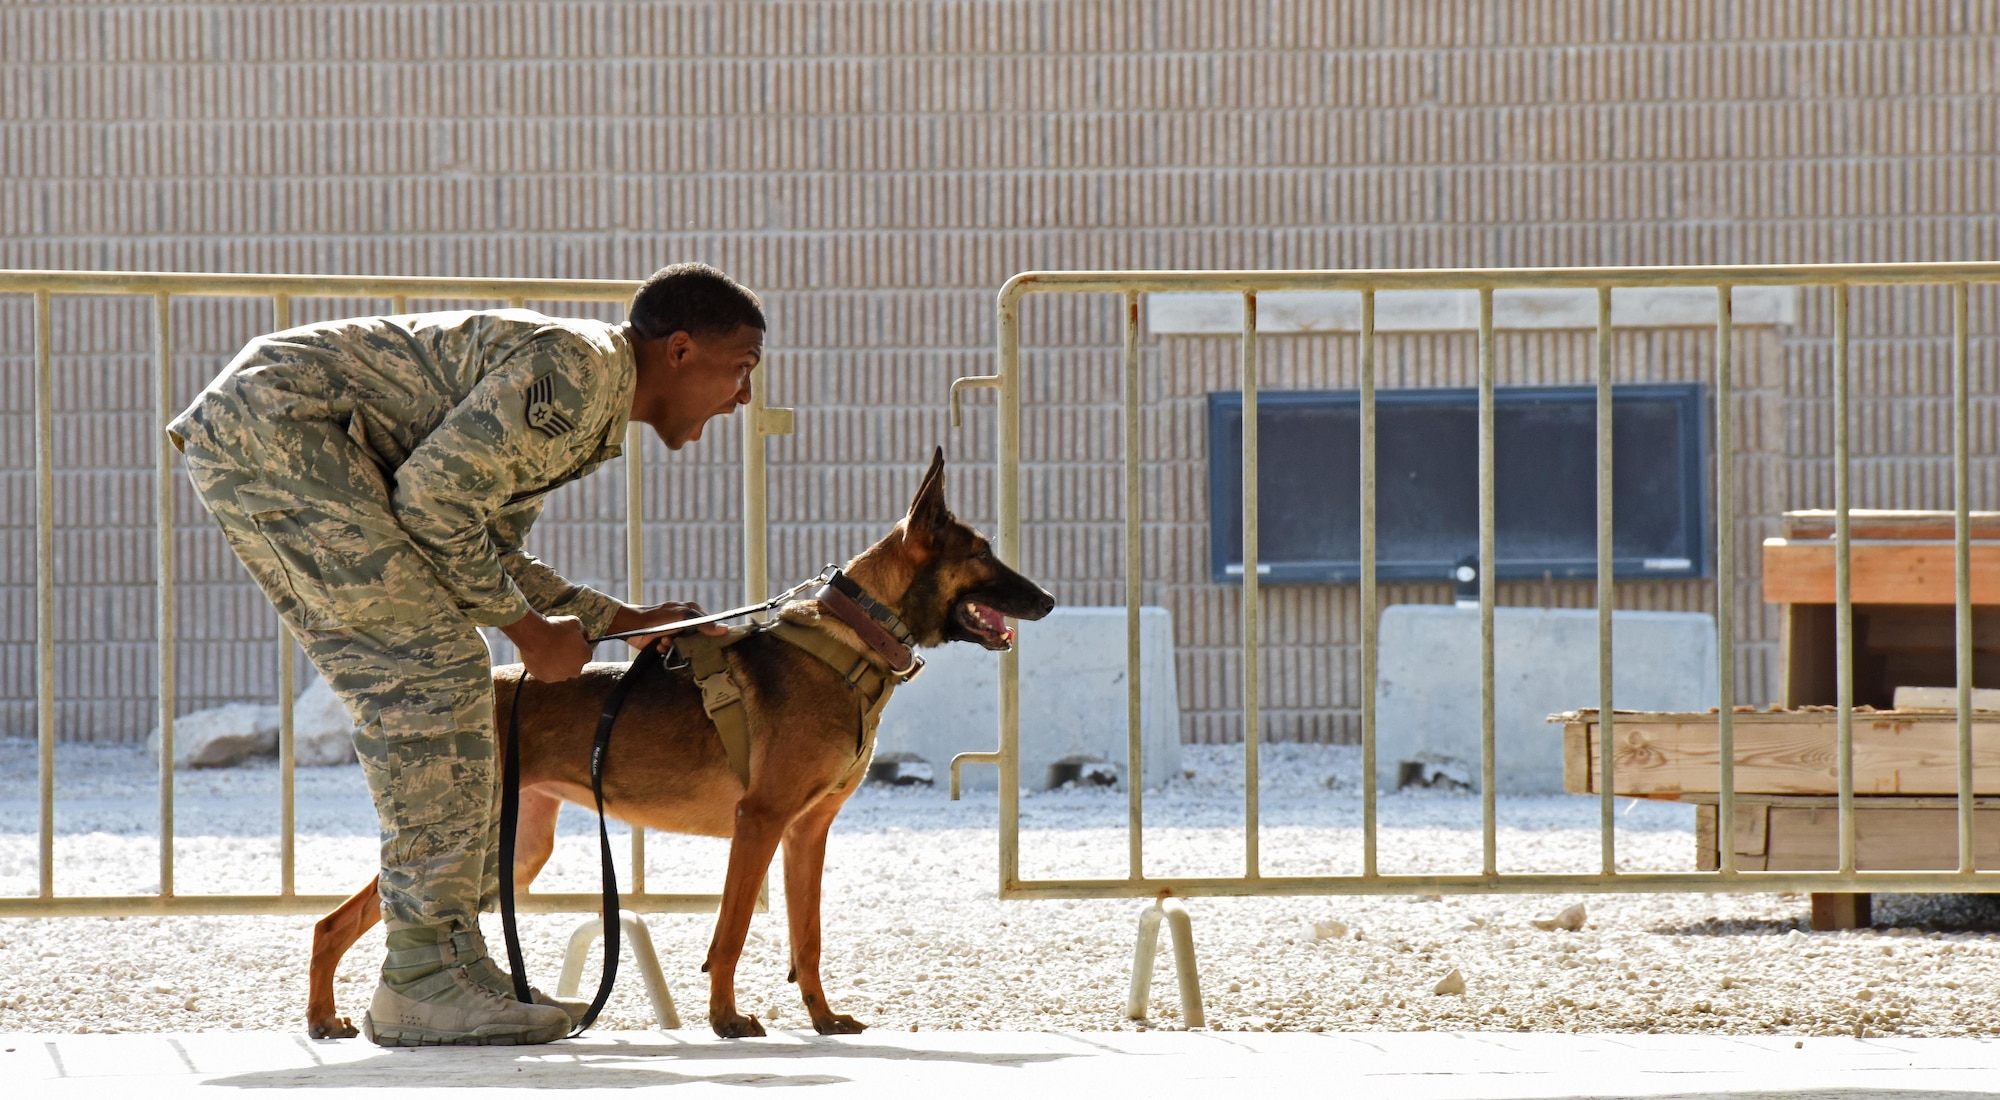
[{"x1": 1205, "y1": 383, "x2": 1709, "y2": 585}]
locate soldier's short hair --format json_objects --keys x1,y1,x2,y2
[{"x1": 628, "y1": 263, "x2": 765, "y2": 343}]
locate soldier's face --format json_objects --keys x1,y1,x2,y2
[{"x1": 661, "y1": 324, "x2": 763, "y2": 449}]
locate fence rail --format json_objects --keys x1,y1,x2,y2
[
  {"x1": 2, "y1": 268, "x2": 788, "y2": 920},
  {"x1": 955, "y1": 261, "x2": 2000, "y2": 905}
]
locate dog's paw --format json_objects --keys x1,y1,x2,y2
[
  {"x1": 309, "y1": 1016, "x2": 358, "y2": 1040},
  {"x1": 812, "y1": 1013, "x2": 867, "y2": 1035},
  {"x1": 710, "y1": 1012, "x2": 767, "y2": 1039}
]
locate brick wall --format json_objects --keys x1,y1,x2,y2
[{"x1": 3, "y1": 1, "x2": 1997, "y2": 742}]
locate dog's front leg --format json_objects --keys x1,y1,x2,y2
[
  {"x1": 704, "y1": 800, "x2": 786, "y2": 1038},
  {"x1": 782, "y1": 799, "x2": 865, "y2": 1034},
  {"x1": 307, "y1": 877, "x2": 381, "y2": 1039},
  {"x1": 511, "y1": 786, "x2": 564, "y2": 887}
]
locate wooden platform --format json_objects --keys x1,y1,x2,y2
[
  {"x1": 1558, "y1": 707, "x2": 2000, "y2": 930},
  {"x1": 1559, "y1": 708, "x2": 2000, "y2": 797},
  {"x1": 1692, "y1": 794, "x2": 2000, "y2": 872},
  {"x1": 1762, "y1": 542, "x2": 2000, "y2": 606},
  {"x1": 1569, "y1": 509, "x2": 2000, "y2": 930}
]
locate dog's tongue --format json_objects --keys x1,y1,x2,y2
[{"x1": 967, "y1": 602, "x2": 1015, "y2": 645}]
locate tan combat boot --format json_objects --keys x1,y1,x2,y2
[
  {"x1": 455, "y1": 928, "x2": 593, "y2": 1028},
  {"x1": 361, "y1": 924, "x2": 571, "y2": 1047}
]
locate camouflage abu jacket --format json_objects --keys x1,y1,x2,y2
[{"x1": 167, "y1": 309, "x2": 635, "y2": 634}]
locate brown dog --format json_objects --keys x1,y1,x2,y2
[{"x1": 306, "y1": 449, "x2": 1054, "y2": 1039}]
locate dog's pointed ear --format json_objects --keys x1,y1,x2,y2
[{"x1": 905, "y1": 447, "x2": 949, "y2": 548}]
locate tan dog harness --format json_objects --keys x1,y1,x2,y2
[
  {"x1": 501, "y1": 569, "x2": 922, "y2": 1035},
  {"x1": 674, "y1": 615, "x2": 920, "y2": 794}
]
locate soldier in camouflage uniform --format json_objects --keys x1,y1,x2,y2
[{"x1": 167, "y1": 264, "x2": 765, "y2": 1046}]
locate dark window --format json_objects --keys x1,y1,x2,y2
[{"x1": 1206, "y1": 384, "x2": 1707, "y2": 583}]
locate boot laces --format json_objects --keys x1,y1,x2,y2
[{"x1": 453, "y1": 966, "x2": 515, "y2": 1007}]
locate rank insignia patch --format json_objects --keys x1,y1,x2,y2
[{"x1": 524, "y1": 374, "x2": 576, "y2": 439}]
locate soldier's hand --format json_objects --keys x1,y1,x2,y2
[
  {"x1": 608, "y1": 600, "x2": 732, "y2": 651},
  {"x1": 500, "y1": 611, "x2": 593, "y2": 682}
]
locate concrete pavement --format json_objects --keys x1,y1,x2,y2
[{"x1": 8, "y1": 1029, "x2": 2000, "y2": 1098}]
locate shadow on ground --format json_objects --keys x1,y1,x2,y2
[
  {"x1": 1531, "y1": 1094, "x2": 1999, "y2": 1100},
  {"x1": 1654, "y1": 893, "x2": 2000, "y2": 937},
  {"x1": 205, "y1": 1036, "x2": 1074, "y2": 1090}
]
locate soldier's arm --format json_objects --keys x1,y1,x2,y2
[
  {"x1": 489, "y1": 499, "x2": 625, "y2": 639},
  {"x1": 390, "y1": 344, "x2": 591, "y2": 626}
]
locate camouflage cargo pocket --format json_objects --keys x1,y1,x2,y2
[
  {"x1": 357, "y1": 712, "x2": 494, "y2": 868},
  {"x1": 235, "y1": 483, "x2": 452, "y2": 631},
  {"x1": 384, "y1": 727, "x2": 494, "y2": 833}
]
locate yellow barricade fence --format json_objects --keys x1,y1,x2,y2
[
  {"x1": 948, "y1": 263, "x2": 2000, "y2": 1024},
  {"x1": 0, "y1": 270, "x2": 791, "y2": 955}
]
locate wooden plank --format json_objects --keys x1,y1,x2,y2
[
  {"x1": 1562, "y1": 719, "x2": 1590, "y2": 790},
  {"x1": 1740, "y1": 799, "x2": 1769, "y2": 857},
  {"x1": 1693, "y1": 795, "x2": 2000, "y2": 875},
  {"x1": 1762, "y1": 540, "x2": 2000, "y2": 605},
  {"x1": 1767, "y1": 805, "x2": 2000, "y2": 871},
  {"x1": 1695, "y1": 801, "x2": 1768, "y2": 870},
  {"x1": 1680, "y1": 793, "x2": 2000, "y2": 810},
  {"x1": 1564, "y1": 711, "x2": 2000, "y2": 796},
  {"x1": 1784, "y1": 509, "x2": 2000, "y2": 542},
  {"x1": 1562, "y1": 712, "x2": 1591, "y2": 794}
]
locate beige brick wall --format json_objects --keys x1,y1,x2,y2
[{"x1": 3, "y1": 1, "x2": 1996, "y2": 742}]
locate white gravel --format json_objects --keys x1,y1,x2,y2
[{"x1": 4, "y1": 739, "x2": 1999, "y2": 1038}]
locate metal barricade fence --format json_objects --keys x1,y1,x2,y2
[
  {"x1": 947, "y1": 263, "x2": 1999, "y2": 1025},
  {"x1": 0, "y1": 269, "x2": 791, "y2": 935}
]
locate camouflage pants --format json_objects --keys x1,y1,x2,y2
[{"x1": 180, "y1": 409, "x2": 503, "y2": 932}]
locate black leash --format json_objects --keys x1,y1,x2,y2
[
  {"x1": 498, "y1": 640, "x2": 665, "y2": 1036},
  {"x1": 589, "y1": 568, "x2": 833, "y2": 645}
]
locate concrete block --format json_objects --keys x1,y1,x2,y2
[
  {"x1": 1375, "y1": 605, "x2": 1718, "y2": 795},
  {"x1": 147, "y1": 703, "x2": 279, "y2": 769},
  {"x1": 877, "y1": 606, "x2": 1180, "y2": 791},
  {"x1": 292, "y1": 675, "x2": 360, "y2": 767}
]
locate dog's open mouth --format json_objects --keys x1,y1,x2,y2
[{"x1": 956, "y1": 600, "x2": 1015, "y2": 650}]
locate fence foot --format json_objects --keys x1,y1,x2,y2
[
  {"x1": 1126, "y1": 896, "x2": 1204, "y2": 1027},
  {"x1": 556, "y1": 910, "x2": 681, "y2": 1030}
]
